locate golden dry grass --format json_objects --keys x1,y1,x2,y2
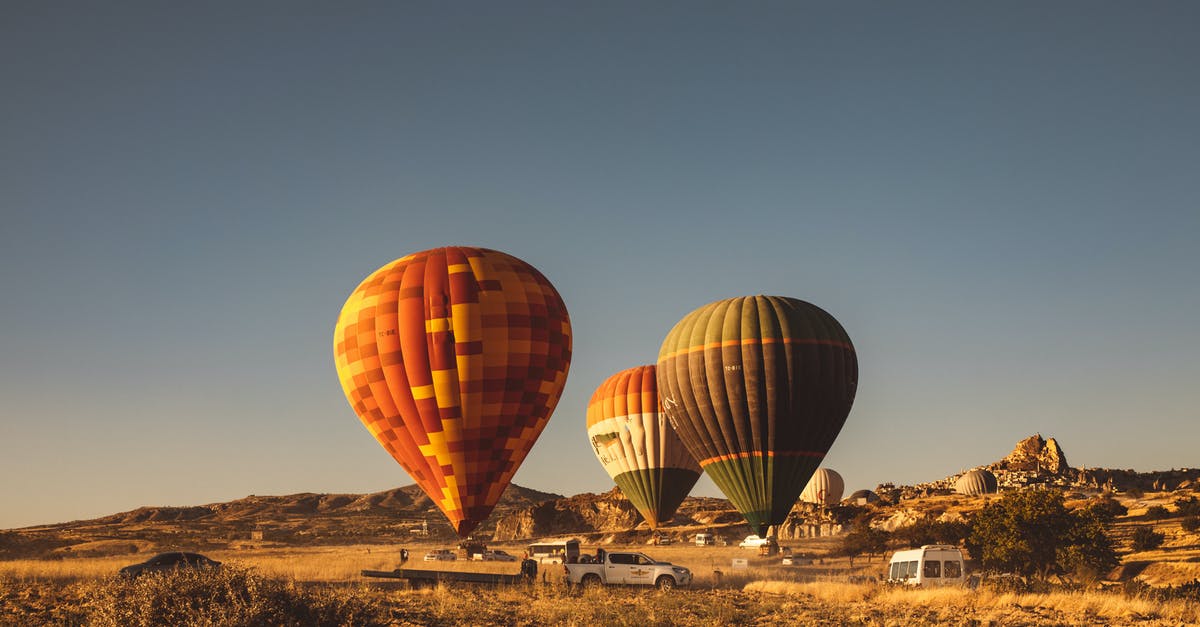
[{"x1": 745, "y1": 579, "x2": 1200, "y2": 625}]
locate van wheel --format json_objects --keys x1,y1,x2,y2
[
  {"x1": 656, "y1": 576, "x2": 676, "y2": 591},
  {"x1": 581, "y1": 573, "x2": 602, "y2": 589}
]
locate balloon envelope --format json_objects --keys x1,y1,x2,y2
[
  {"x1": 657, "y1": 295, "x2": 857, "y2": 537},
  {"x1": 333, "y1": 246, "x2": 572, "y2": 537},
  {"x1": 800, "y1": 468, "x2": 845, "y2": 506},
  {"x1": 955, "y1": 469, "x2": 998, "y2": 496},
  {"x1": 586, "y1": 365, "x2": 702, "y2": 529}
]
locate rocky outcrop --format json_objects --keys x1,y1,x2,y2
[
  {"x1": 491, "y1": 488, "x2": 642, "y2": 541},
  {"x1": 991, "y1": 434, "x2": 1070, "y2": 475}
]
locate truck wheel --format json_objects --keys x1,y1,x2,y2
[
  {"x1": 582, "y1": 573, "x2": 602, "y2": 589},
  {"x1": 656, "y1": 576, "x2": 676, "y2": 591}
]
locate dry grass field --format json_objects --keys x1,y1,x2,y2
[
  {"x1": 6, "y1": 487, "x2": 1200, "y2": 624},
  {"x1": 4, "y1": 535, "x2": 1200, "y2": 626}
]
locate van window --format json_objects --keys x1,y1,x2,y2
[
  {"x1": 924, "y1": 560, "x2": 941, "y2": 578},
  {"x1": 905, "y1": 561, "x2": 918, "y2": 578},
  {"x1": 944, "y1": 561, "x2": 962, "y2": 578},
  {"x1": 889, "y1": 562, "x2": 900, "y2": 579}
]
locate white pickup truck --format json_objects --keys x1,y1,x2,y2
[{"x1": 564, "y1": 551, "x2": 692, "y2": 590}]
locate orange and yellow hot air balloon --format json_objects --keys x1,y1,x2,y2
[
  {"x1": 333, "y1": 246, "x2": 572, "y2": 537},
  {"x1": 586, "y1": 365, "x2": 701, "y2": 529}
]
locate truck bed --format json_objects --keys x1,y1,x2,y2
[{"x1": 361, "y1": 568, "x2": 531, "y2": 584}]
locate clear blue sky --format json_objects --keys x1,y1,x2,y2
[{"x1": 2, "y1": 2, "x2": 1197, "y2": 529}]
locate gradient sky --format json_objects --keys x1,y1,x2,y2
[{"x1": 2, "y1": 2, "x2": 1198, "y2": 529}]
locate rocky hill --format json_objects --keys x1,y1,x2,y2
[
  {"x1": 7, "y1": 433, "x2": 1200, "y2": 560},
  {"x1": 0, "y1": 484, "x2": 563, "y2": 559}
]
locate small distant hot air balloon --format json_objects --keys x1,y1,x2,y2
[
  {"x1": 846, "y1": 489, "x2": 881, "y2": 505},
  {"x1": 955, "y1": 469, "x2": 998, "y2": 496},
  {"x1": 800, "y1": 468, "x2": 845, "y2": 506},
  {"x1": 657, "y1": 295, "x2": 858, "y2": 537},
  {"x1": 586, "y1": 365, "x2": 702, "y2": 529},
  {"x1": 333, "y1": 246, "x2": 572, "y2": 537}
]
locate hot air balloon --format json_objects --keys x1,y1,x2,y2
[
  {"x1": 586, "y1": 365, "x2": 702, "y2": 529},
  {"x1": 800, "y1": 468, "x2": 845, "y2": 506},
  {"x1": 333, "y1": 246, "x2": 572, "y2": 537},
  {"x1": 846, "y1": 489, "x2": 881, "y2": 505},
  {"x1": 657, "y1": 295, "x2": 857, "y2": 537},
  {"x1": 955, "y1": 469, "x2": 998, "y2": 496}
]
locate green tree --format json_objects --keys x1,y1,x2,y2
[
  {"x1": 966, "y1": 489, "x2": 1118, "y2": 581},
  {"x1": 840, "y1": 525, "x2": 890, "y2": 566},
  {"x1": 893, "y1": 516, "x2": 971, "y2": 548}
]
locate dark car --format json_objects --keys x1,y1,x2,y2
[{"x1": 119, "y1": 552, "x2": 221, "y2": 578}]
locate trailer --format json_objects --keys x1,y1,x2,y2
[{"x1": 362, "y1": 559, "x2": 538, "y2": 586}]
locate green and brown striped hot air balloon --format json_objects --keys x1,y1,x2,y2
[
  {"x1": 657, "y1": 296, "x2": 857, "y2": 537},
  {"x1": 586, "y1": 365, "x2": 701, "y2": 529}
]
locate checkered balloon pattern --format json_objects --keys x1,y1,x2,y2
[{"x1": 334, "y1": 247, "x2": 572, "y2": 537}]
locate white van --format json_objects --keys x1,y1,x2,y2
[
  {"x1": 887, "y1": 545, "x2": 966, "y2": 586},
  {"x1": 527, "y1": 538, "x2": 581, "y2": 565},
  {"x1": 695, "y1": 533, "x2": 714, "y2": 546}
]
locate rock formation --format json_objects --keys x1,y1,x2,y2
[
  {"x1": 991, "y1": 433, "x2": 1070, "y2": 475},
  {"x1": 491, "y1": 488, "x2": 643, "y2": 541}
]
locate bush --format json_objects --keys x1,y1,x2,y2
[
  {"x1": 1175, "y1": 497, "x2": 1200, "y2": 518},
  {"x1": 1181, "y1": 516, "x2": 1200, "y2": 533},
  {"x1": 78, "y1": 565, "x2": 387, "y2": 626},
  {"x1": 1146, "y1": 505, "x2": 1170, "y2": 520},
  {"x1": 966, "y1": 489, "x2": 1117, "y2": 580},
  {"x1": 1086, "y1": 497, "x2": 1128, "y2": 522},
  {"x1": 892, "y1": 517, "x2": 970, "y2": 549},
  {"x1": 1131, "y1": 527, "x2": 1165, "y2": 552}
]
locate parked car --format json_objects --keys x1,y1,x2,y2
[
  {"x1": 739, "y1": 535, "x2": 774, "y2": 548},
  {"x1": 694, "y1": 533, "x2": 714, "y2": 546},
  {"x1": 119, "y1": 552, "x2": 221, "y2": 579},
  {"x1": 423, "y1": 549, "x2": 457, "y2": 561},
  {"x1": 474, "y1": 549, "x2": 518, "y2": 562}
]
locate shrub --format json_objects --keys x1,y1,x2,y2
[
  {"x1": 79, "y1": 565, "x2": 387, "y2": 626},
  {"x1": 1085, "y1": 497, "x2": 1128, "y2": 522},
  {"x1": 1130, "y1": 527, "x2": 1165, "y2": 552},
  {"x1": 1146, "y1": 505, "x2": 1170, "y2": 520},
  {"x1": 1174, "y1": 497, "x2": 1200, "y2": 518},
  {"x1": 1181, "y1": 516, "x2": 1200, "y2": 533}
]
